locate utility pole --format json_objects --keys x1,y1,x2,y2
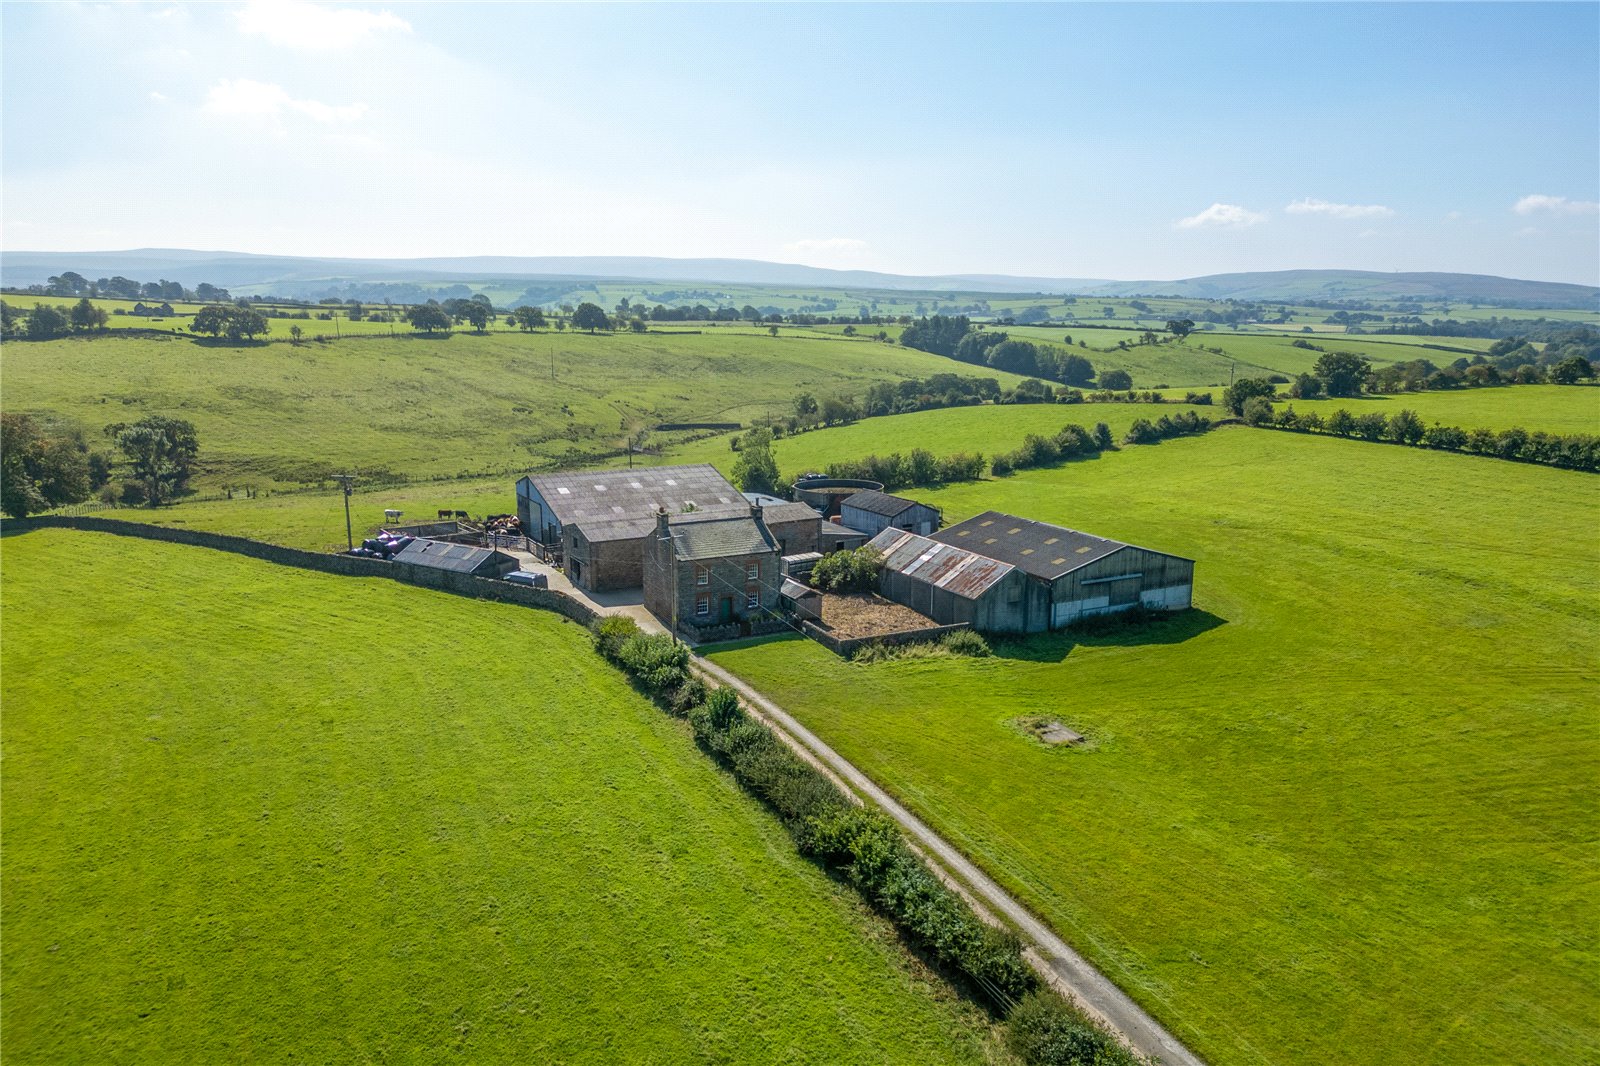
[{"x1": 331, "y1": 473, "x2": 357, "y2": 551}]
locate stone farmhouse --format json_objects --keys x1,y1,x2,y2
[{"x1": 642, "y1": 506, "x2": 788, "y2": 641}]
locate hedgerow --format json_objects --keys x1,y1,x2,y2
[
  {"x1": 1254, "y1": 405, "x2": 1600, "y2": 472},
  {"x1": 588, "y1": 614, "x2": 1137, "y2": 1062},
  {"x1": 991, "y1": 422, "x2": 1114, "y2": 476}
]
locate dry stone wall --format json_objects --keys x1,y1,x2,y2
[{"x1": 6, "y1": 515, "x2": 599, "y2": 626}]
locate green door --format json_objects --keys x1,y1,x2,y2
[{"x1": 719, "y1": 596, "x2": 734, "y2": 623}]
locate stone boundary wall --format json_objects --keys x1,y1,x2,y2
[
  {"x1": 7, "y1": 515, "x2": 599, "y2": 626},
  {"x1": 800, "y1": 619, "x2": 970, "y2": 657}
]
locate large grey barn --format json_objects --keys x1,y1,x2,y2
[
  {"x1": 515, "y1": 464, "x2": 747, "y2": 591},
  {"x1": 931, "y1": 511, "x2": 1194, "y2": 628},
  {"x1": 869, "y1": 529, "x2": 1048, "y2": 633}
]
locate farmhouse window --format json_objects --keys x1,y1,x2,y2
[
  {"x1": 697, "y1": 567, "x2": 709, "y2": 586},
  {"x1": 746, "y1": 562, "x2": 759, "y2": 581},
  {"x1": 696, "y1": 597, "x2": 709, "y2": 617},
  {"x1": 746, "y1": 592, "x2": 759, "y2": 609}
]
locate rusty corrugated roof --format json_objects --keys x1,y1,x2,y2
[{"x1": 869, "y1": 529, "x2": 1016, "y2": 599}]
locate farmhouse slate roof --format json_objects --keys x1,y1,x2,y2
[
  {"x1": 842, "y1": 489, "x2": 924, "y2": 518},
  {"x1": 524, "y1": 464, "x2": 745, "y2": 528},
  {"x1": 869, "y1": 528, "x2": 1017, "y2": 599},
  {"x1": 757, "y1": 501, "x2": 825, "y2": 526},
  {"x1": 932, "y1": 511, "x2": 1189, "y2": 581},
  {"x1": 392, "y1": 538, "x2": 514, "y2": 574},
  {"x1": 668, "y1": 512, "x2": 779, "y2": 562},
  {"x1": 571, "y1": 516, "x2": 660, "y2": 543}
]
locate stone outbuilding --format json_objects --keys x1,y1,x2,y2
[
  {"x1": 643, "y1": 505, "x2": 785, "y2": 640},
  {"x1": 840, "y1": 490, "x2": 941, "y2": 537}
]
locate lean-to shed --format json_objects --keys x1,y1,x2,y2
[
  {"x1": 868, "y1": 528, "x2": 1049, "y2": 634},
  {"x1": 391, "y1": 538, "x2": 519, "y2": 578}
]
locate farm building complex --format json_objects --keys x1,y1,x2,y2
[{"x1": 497, "y1": 465, "x2": 1192, "y2": 641}]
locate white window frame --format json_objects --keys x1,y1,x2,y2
[
  {"x1": 695, "y1": 597, "x2": 709, "y2": 617},
  {"x1": 745, "y1": 591, "x2": 760, "y2": 610},
  {"x1": 745, "y1": 562, "x2": 759, "y2": 582},
  {"x1": 696, "y1": 567, "x2": 709, "y2": 587}
]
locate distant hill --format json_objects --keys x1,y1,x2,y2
[
  {"x1": 2, "y1": 249, "x2": 1594, "y2": 309},
  {"x1": 1086, "y1": 269, "x2": 1599, "y2": 308}
]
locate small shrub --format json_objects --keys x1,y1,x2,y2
[
  {"x1": 591, "y1": 615, "x2": 641, "y2": 660},
  {"x1": 1006, "y1": 990, "x2": 1144, "y2": 1066},
  {"x1": 616, "y1": 632, "x2": 690, "y2": 696},
  {"x1": 941, "y1": 629, "x2": 991, "y2": 657},
  {"x1": 811, "y1": 546, "x2": 883, "y2": 593}
]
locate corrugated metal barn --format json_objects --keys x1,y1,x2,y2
[
  {"x1": 841, "y1": 490, "x2": 942, "y2": 537},
  {"x1": 931, "y1": 511, "x2": 1194, "y2": 627},
  {"x1": 869, "y1": 529, "x2": 1049, "y2": 633}
]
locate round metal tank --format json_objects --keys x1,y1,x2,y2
[{"x1": 791, "y1": 477, "x2": 883, "y2": 518}]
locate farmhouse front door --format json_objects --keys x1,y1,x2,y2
[{"x1": 719, "y1": 596, "x2": 733, "y2": 623}]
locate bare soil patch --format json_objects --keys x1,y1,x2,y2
[{"x1": 815, "y1": 591, "x2": 937, "y2": 640}]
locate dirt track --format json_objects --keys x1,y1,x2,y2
[{"x1": 693, "y1": 655, "x2": 1205, "y2": 1066}]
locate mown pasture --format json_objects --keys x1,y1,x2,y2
[
  {"x1": 708, "y1": 426, "x2": 1600, "y2": 1066},
  {"x1": 0, "y1": 528, "x2": 1008, "y2": 1065},
  {"x1": 1278, "y1": 384, "x2": 1599, "y2": 435},
  {"x1": 0, "y1": 328, "x2": 1030, "y2": 491}
]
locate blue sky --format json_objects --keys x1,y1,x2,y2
[{"x1": 3, "y1": 1, "x2": 1596, "y2": 283}]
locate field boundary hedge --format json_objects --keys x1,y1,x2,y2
[
  {"x1": 589, "y1": 615, "x2": 1145, "y2": 1066},
  {"x1": 1249, "y1": 407, "x2": 1600, "y2": 472},
  {"x1": 3, "y1": 515, "x2": 599, "y2": 625}
]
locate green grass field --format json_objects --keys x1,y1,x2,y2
[
  {"x1": 0, "y1": 329, "x2": 1030, "y2": 492},
  {"x1": 669, "y1": 401, "x2": 1218, "y2": 478},
  {"x1": 0, "y1": 528, "x2": 1008, "y2": 1064},
  {"x1": 1281, "y1": 385, "x2": 1600, "y2": 434},
  {"x1": 707, "y1": 426, "x2": 1600, "y2": 1066}
]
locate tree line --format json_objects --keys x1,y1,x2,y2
[
  {"x1": 1244, "y1": 403, "x2": 1599, "y2": 472},
  {"x1": 10, "y1": 270, "x2": 231, "y2": 303},
  {"x1": 1, "y1": 414, "x2": 200, "y2": 518}
]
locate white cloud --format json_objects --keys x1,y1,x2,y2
[
  {"x1": 235, "y1": 0, "x2": 411, "y2": 50},
  {"x1": 1285, "y1": 197, "x2": 1394, "y2": 220},
  {"x1": 149, "y1": 90, "x2": 169, "y2": 102},
  {"x1": 204, "y1": 78, "x2": 367, "y2": 122},
  {"x1": 783, "y1": 237, "x2": 870, "y2": 261},
  {"x1": 1513, "y1": 194, "x2": 1599, "y2": 216},
  {"x1": 1175, "y1": 203, "x2": 1266, "y2": 229},
  {"x1": 1445, "y1": 210, "x2": 1463, "y2": 221}
]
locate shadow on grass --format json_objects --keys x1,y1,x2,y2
[{"x1": 990, "y1": 607, "x2": 1227, "y2": 662}]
